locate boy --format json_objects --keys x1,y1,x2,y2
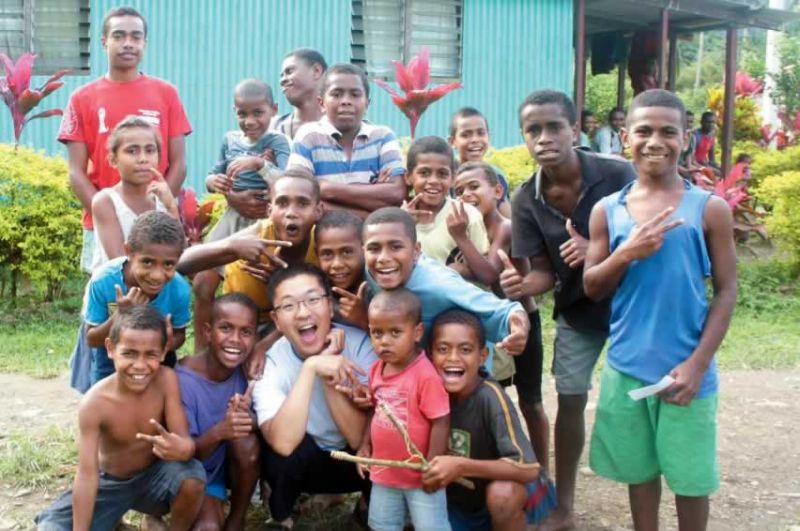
[
  {"x1": 425, "y1": 309, "x2": 555, "y2": 531},
  {"x1": 84, "y1": 211, "x2": 190, "y2": 385},
  {"x1": 363, "y1": 207, "x2": 529, "y2": 356},
  {"x1": 403, "y1": 136, "x2": 492, "y2": 285},
  {"x1": 584, "y1": 89, "x2": 736, "y2": 530},
  {"x1": 592, "y1": 107, "x2": 625, "y2": 155},
  {"x1": 273, "y1": 48, "x2": 328, "y2": 139},
  {"x1": 453, "y1": 161, "x2": 550, "y2": 471},
  {"x1": 448, "y1": 107, "x2": 511, "y2": 217},
  {"x1": 359, "y1": 289, "x2": 451, "y2": 530},
  {"x1": 194, "y1": 78, "x2": 290, "y2": 349},
  {"x1": 315, "y1": 210, "x2": 369, "y2": 329},
  {"x1": 59, "y1": 6, "x2": 191, "y2": 272},
  {"x1": 36, "y1": 306, "x2": 205, "y2": 530},
  {"x1": 504, "y1": 89, "x2": 636, "y2": 530},
  {"x1": 177, "y1": 293, "x2": 261, "y2": 530},
  {"x1": 287, "y1": 63, "x2": 406, "y2": 217},
  {"x1": 694, "y1": 111, "x2": 720, "y2": 173},
  {"x1": 579, "y1": 109, "x2": 598, "y2": 149}
]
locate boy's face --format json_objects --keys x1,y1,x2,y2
[
  {"x1": 431, "y1": 322, "x2": 487, "y2": 400},
  {"x1": 453, "y1": 168, "x2": 502, "y2": 217},
  {"x1": 270, "y1": 177, "x2": 323, "y2": 245},
  {"x1": 685, "y1": 114, "x2": 695, "y2": 131},
  {"x1": 520, "y1": 103, "x2": 578, "y2": 169},
  {"x1": 235, "y1": 96, "x2": 277, "y2": 141},
  {"x1": 368, "y1": 306, "x2": 423, "y2": 370},
  {"x1": 701, "y1": 114, "x2": 716, "y2": 133},
  {"x1": 102, "y1": 15, "x2": 146, "y2": 71},
  {"x1": 271, "y1": 274, "x2": 333, "y2": 358},
  {"x1": 126, "y1": 243, "x2": 181, "y2": 297},
  {"x1": 205, "y1": 303, "x2": 257, "y2": 370},
  {"x1": 582, "y1": 114, "x2": 598, "y2": 135},
  {"x1": 108, "y1": 128, "x2": 159, "y2": 183},
  {"x1": 610, "y1": 111, "x2": 626, "y2": 131},
  {"x1": 106, "y1": 328, "x2": 165, "y2": 393},
  {"x1": 450, "y1": 116, "x2": 489, "y2": 162},
  {"x1": 280, "y1": 56, "x2": 322, "y2": 106},
  {"x1": 363, "y1": 222, "x2": 420, "y2": 290},
  {"x1": 624, "y1": 106, "x2": 685, "y2": 179},
  {"x1": 317, "y1": 226, "x2": 364, "y2": 291},
  {"x1": 405, "y1": 153, "x2": 453, "y2": 212},
  {"x1": 322, "y1": 73, "x2": 368, "y2": 134}
]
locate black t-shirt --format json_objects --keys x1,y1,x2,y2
[
  {"x1": 511, "y1": 148, "x2": 636, "y2": 333},
  {"x1": 446, "y1": 378, "x2": 538, "y2": 514}
]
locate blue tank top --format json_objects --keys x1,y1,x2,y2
[{"x1": 603, "y1": 180, "x2": 718, "y2": 397}]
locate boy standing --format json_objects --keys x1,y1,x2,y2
[
  {"x1": 504, "y1": 90, "x2": 635, "y2": 530},
  {"x1": 59, "y1": 6, "x2": 191, "y2": 272},
  {"x1": 287, "y1": 64, "x2": 406, "y2": 217},
  {"x1": 592, "y1": 107, "x2": 625, "y2": 155},
  {"x1": 584, "y1": 89, "x2": 736, "y2": 531},
  {"x1": 36, "y1": 306, "x2": 205, "y2": 530},
  {"x1": 694, "y1": 111, "x2": 720, "y2": 173},
  {"x1": 272, "y1": 48, "x2": 327, "y2": 139}
]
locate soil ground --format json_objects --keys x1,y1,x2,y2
[{"x1": 0, "y1": 370, "x2": 798, "y2": 530}]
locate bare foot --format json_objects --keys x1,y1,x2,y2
[{"x1": 535, "y1": 507, "x2": 575, "y2": 531}]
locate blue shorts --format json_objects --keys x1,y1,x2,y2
[{"x1": 205, "y1": 472, "x2": 227, "y2": 501}]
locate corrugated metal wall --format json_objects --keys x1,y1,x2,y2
[{"x1": 2, "y1": 0, "x2": 573, "y2": 192}]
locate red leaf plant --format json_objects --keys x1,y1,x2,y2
[
  {"x1": 0, "y1": 52, "x2": 69, "y2": 146},
  {"x1": 734, "y1": 71, "x2": 763, "y2": 97},
  {"x1": 374, "y1": 47, "x2": 462, "y2": 138},
  {"x1": 178, "y1": 188, "x2": 217, "y2": 245}
]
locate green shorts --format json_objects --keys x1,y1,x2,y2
[{"x1": 589, "y1": 365, "x2": 719, "y2": 496}]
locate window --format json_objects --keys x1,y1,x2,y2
[
  {"x1": 0, "y1": 0, "x2": 90, "y2": 74},
  {"x1": 352, "y1": 0, "x2": 463, "y2": 81}
]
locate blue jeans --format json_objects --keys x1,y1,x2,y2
[{"x1": 368, "y1": 483, "x2": 451, "y2": 531}]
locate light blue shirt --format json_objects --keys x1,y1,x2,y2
[
  {"x1": 252, "y1": 323, "x2": 377, "y2": 450},
  {"x1": 592, "y1": 126, "x2": 623, "y2": 155}
]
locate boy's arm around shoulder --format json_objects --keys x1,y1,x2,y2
[
  {"x1": 72, "y1": 393, "x2": 103, "y2": 531},
  {"x1": 663, "y1": 196, "x2": 736, "y2": 405}
]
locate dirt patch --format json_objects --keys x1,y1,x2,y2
[{"x1": 1, "y1": 371, "x2": 799, "y2": 530}]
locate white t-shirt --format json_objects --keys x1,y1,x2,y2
[
  {"x1": 252, "y1": 323, "x2": 377, "y2": 450},
  {"x1": 416, "y1": 197, "x2": 490, "y2": 266}
]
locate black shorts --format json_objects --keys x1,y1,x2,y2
[{"x1": 498, "y1": 310, "x2": 543, "y2": 405}]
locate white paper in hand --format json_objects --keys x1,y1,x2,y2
[{"x1": 627, "y1": 375, "x2": 675, "y2": 401}]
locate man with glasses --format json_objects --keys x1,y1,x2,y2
[{"x1": 252, "y1": 263, "x2": 376, "y2": 528}]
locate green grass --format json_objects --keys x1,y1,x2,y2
[{"x1": 0, "y1": 426, "x2": 77, "y2": 490}]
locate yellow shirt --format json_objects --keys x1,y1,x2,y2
[
  {"x1": 223, "y1": 219, "x2": 318, "y2": 321},
  {"x1": 417, "y1": 197, "x2": 490, "y2": 266}
]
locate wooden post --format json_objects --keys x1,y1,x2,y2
[
  {"x1": 617, "y1": 55, "x2": 626, "y2": 109},
  {"x1": 574, "y1": 0, "x2": 586, "y2": 120},
  {"x1": 659, "y1": 8, "x2": 669, "y2": 88},
  {"x1": 668, "y1": 33, "x2": 678, "y2": 91},
  {"x1": 722, "y1": 26, "x2": 737, "y2": 178}
]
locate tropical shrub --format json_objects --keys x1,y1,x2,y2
[
  {"x1": 749, "y1": 144, "x2": 800, "y2": 188},
  {"x1": 756, "y1": 171, "x2": 800, "y2": 270},
  {"x1": 484, "y1": 145, "x2": 537, "y2": 192},
  {"x1": 707, "y1": 85, "x2": 762, "y2": 143},
  {"x1": 0, "y1": 144, "x2": 81, "y2": 301}
]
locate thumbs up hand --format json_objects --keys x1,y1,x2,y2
[
  {"x1": 559, "y1": 219, "x2": 589, "y2": 268},
  {"x1": 498, "y1": 250, "x2": 525, "y2": 300}
]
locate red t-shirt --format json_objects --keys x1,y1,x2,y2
[
  {"x1": 58, "y1": 74, "x2": 192, "y2": 229},
  {"x1": 368, "y1": 353, "x2": 450, "y2": 489}
]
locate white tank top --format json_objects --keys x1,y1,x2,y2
[{"x1": 91, "y1": 188, "x2": 167, "y2": 271}]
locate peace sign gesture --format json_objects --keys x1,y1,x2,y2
[
  {"x1": 114, "y1": 284, "x2": 149, "y2": 312},
  {"x1": 136, "y1": 419, "x2": 194, "y2": 461},
  {"x1": 332, "y1": 281, "x2": 369, "y2": 329},
  {"x1": 619, "y1": 207, "x2": 683, "y2": 262},
  {"x1": 446, "y1": 199, "x2": 469, "y2": 240},
  {"x1": 402, "y1": 195, "x2": 434, "y2": 224}
]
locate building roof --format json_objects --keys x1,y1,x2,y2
[{"x1": 585, "y1": 0, "x2": 800, "y2": 35}]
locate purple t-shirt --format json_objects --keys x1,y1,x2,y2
[{"x1": 176, "y1": 364, "x2": 248, "y2": 485}]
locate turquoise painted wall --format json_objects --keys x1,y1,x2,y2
[{"x1": 2, "y1": 0, "x2": 573, "y2": 192}]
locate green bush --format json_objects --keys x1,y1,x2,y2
[
  {"x1": 484, "y1": 145, "x2": 537, "y2": 192},
  {"x1": 749, "y1": 145, "x2": 800, "y2": 188},
  {"x1": 0, "y1": 144, "x2": 81, "y2": 300},
  {"x1": 756, "y1": 170, "x2": 800, "y2": 269}
]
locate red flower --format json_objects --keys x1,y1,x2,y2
[
  {"x1": 734, "y1": 71, "x2": 762, "y2": 97},
  {"x1": 375, "y1": 47, "x2": 462, "y2": 138},
  {"x1": 0, "y1": 52, "x2": 69, "y2": 145}
]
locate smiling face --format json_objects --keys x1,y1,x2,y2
[
  {"x1": 610, "y1": 110, "x2": 626, "y2": 131},
  {"x1": 106, "y1": 328, "x2": 164, "y2": 393},
  {"x1": 406, "y1": 152, "x2": 453, "y2": 213},
  {"x1": 368, "y1": 306, "x2": 423, "y2": 371},
  {"x1": 270, "y1": 274, "x2": 333, "y2": 358},
  {"x1": 363, "y1": 222, "x2": 419, "y2": 290},
  {"x1": 206, "y1": 302, "x2": 257, "y2": 370},
  {"x1": 322, "y1": 73, "x2": 368, "y2": 134},
  {"x1": 582, "y1": 114, "x2": 598, "y2": 135},
  {"x1": 430, "y1": 322, "x2": 487, "y2": 402},
  {"x1": 108, "y1": 127, "x2": 160, "y2": 184},
  {"x1": 102, "y1": 15, "x2": 146, "y2": 72},
  {"x1": 235, "y1": 96, "x2": 276, "y2": 141},
  {"x1": 280, "y1": 55, "x2": 322, "y2": 106},
  {"x1": 450, "y1": 115, "x2": 490, "y2": 162},
  {"x1": 125, "y1": 242, "x2": 181, "y2": 297},
  {"x1": 520, "y1": 103, "x2": 578, "y2": 169},
  {"x1": 317, "y1": 226, "x2": 364, "y2": 291},
  {"x1": 453, "y1": 167, "x2": 502, "y2": 216},
  {"x1": 270, "y1": 177, "x2": 323, "y2": 245},
  {"x1": 625, "y1": 106, "x2": 685, "y2": 180}
]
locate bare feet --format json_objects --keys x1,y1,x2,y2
[{"x1": 535, "y1": 507, "x2": 575, "y2": 531}]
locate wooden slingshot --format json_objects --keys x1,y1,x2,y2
[{"x1": 331, "y1": 401, "x2": 475, "y2": 490}]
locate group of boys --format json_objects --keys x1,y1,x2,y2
[{"x1": 43, "y1": 5, "x2": 736, "y2": 531}]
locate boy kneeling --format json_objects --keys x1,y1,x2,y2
[
  {"x1": 37, "y1": 306, "x2": 205, "y2": 530},
  {"x1": 425, "y1": 310, "x2": 555, "y2": 531}
]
